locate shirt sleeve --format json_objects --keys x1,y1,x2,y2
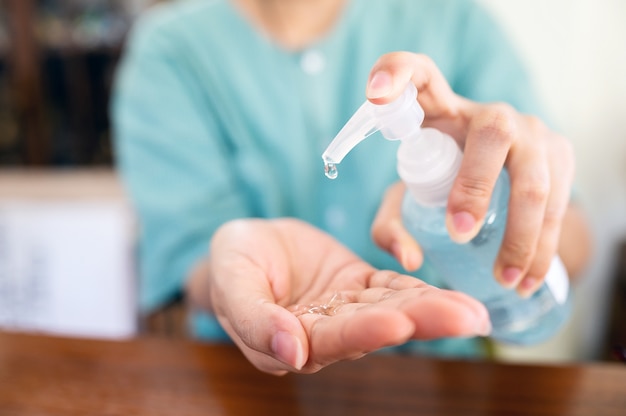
[{"x1": 111, "y1": 12, "x2": 250, "y2": 312}]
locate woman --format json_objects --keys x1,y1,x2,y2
[{"x1": 112, "y1": 0, "x2": 591, "y2": 375}]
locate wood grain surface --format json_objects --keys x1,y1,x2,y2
[{"x1": 1, "y1": 331, "x2": 625, "y2": 415}]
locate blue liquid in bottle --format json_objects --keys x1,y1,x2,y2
[{"x1": 402, "y1": 170, "x2": 572, "y2": 345}]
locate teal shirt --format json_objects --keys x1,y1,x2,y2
[{"x1": 112, "y1": 0, "x2": 544, "y2": 357}]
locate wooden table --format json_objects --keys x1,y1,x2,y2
[{"x1": 1, "y1": 332, "x2": 625, "y2": 415}]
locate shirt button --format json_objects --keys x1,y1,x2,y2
[
  {"x1": 325, "y1": 205, "x2": 346, "y2": 231},
  {"x1": 300, "y1": 49, "x2": 325, "y2": 75}
]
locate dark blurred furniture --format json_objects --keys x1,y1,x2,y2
[
  {"x1": 2, "y1": 0, "x2": 127, "y2": 166},
  {"x1": 142, "y1": 293, "x2": 190, "y2": 338},
  {"x1": 604, "y1": 240, "x2": 626, "y2": 362},
  {"x1": 1, "y1": 331, "x2": 625, "y2": 415},
  {"x1": 3, "y1": 0, "x2": 48, "y2": 164}
]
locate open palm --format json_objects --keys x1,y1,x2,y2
[{"x1": 205, "y1": 218, "x2": 490, "y2": 375}]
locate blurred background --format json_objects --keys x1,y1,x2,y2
[
  {"x1": 0, "y1": 0, "x2": 156, "y2": 166},
  {"x1": 480, "y1": 0, "x2": 626, "y2": 363},
  {"x1": 0, "y1": 0, "x2": 624, "y2": 362}
]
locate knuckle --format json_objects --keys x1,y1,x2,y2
[
  {"x1": 456, "y1": 175, "x2": 493, "y2": 200},
  {"x1": 521, "y1": 184, "x2": 549, "y2": 206},
  {"x1": 501, "y1": 239, "x2": 534, "y2": 264},
  {"x1": 475, "y1": 103, "x2": 517, "y2": 145},
  {"x1": 515, "y1": 174, "x2": 550, "y2": 206},
  {"x1": 542, "y1": 206, "x2": 564, "y2": 231},
  {"x1": 524, "y1": 114, "x2": 548, "y2": 135},
  {"x1": 555, "y1": 135, "x2": 576, "y2": 175},
  {"x1": 414, "y1": 53, "x2": 435, "y2": 68}
]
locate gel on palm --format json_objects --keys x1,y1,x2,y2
[{"x1": 322, "y1": 83, "x2": 571, "y2": 345}]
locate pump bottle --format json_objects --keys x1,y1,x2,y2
[{"x1": 322, "y1": 83, "x2": 571, "y2": 345}]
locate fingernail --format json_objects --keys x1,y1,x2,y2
[
  {"x1": 450, "y1": 211, "x2": 477, "y2": 243},
  {"x1": 367, "y1": 71, "x2": 392, "y2": 99},
  {"x1": 271, "y1": 331, "x2": 305, "y2": 370},
  {"x1": 518, "y1": 276, "x2": 538, "y2": 298},
  {"x1": 501, "y1": 267, "x2": 522, "y2": 287}
]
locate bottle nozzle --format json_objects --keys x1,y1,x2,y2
[
  {"x1": 322, "y1": 83, "x2": 423, "y2": 179},
  {"x1": 322, "y1": 100, "x2": 380, "y2": 167}
]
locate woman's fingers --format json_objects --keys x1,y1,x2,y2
[
  {"x1": 371, "y1": 181, "x2": 423, "y2": 271},
  {"x1": 355, "y1": 271, "x2": 491, "y2": 338},
  {"x1": 510, "y1": 129, "x2": 575, "y2": 296},
  {"x1": 446, "y1": 104, "x2": 548, "y2": 288},
  {"x1": 297, "y1": 284, "x2": 490, "y2": 373},
  {"x1": 299, "y1": 308, "x2": 415, "y2": 371},
  {"x1": 445, "y1": 104, "x2": 516, "y2": 244}
]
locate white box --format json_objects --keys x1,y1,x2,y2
[{"x1": 0, "y1": 169, "x2": 137, "y2": 339}]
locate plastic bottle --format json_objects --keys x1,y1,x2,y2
[{"x1": 322, "y1": 83, "x2": 571, "y2": 345}]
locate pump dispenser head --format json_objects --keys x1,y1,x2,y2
[
  {"x1": 322, "y1": 83, "x2": 424, "y2": 178},
  {"x1": 322, "y1": 82, "x2": 464, "y2": 207}
]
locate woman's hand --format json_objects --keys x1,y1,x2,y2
[
  {"x1": 187, "y1": 218, "x2": 490, "y2": 375},
  {"x1": 367, "y1": 52, "x2": 579, "y2": 297}
]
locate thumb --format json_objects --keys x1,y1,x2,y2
[
  {"x1": 214, "y1": 283, "x2": 310, "y2": 373},
  {"x1": 207, "y1": 220, "x2": 310, "y2": 373},
  {"x1": 371, "y1": 182, "x2": 423, "y2": 271}
]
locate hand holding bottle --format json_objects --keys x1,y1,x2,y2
[{"x1": 366, "y1": 52, "x2": 578, "y2": 298}]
